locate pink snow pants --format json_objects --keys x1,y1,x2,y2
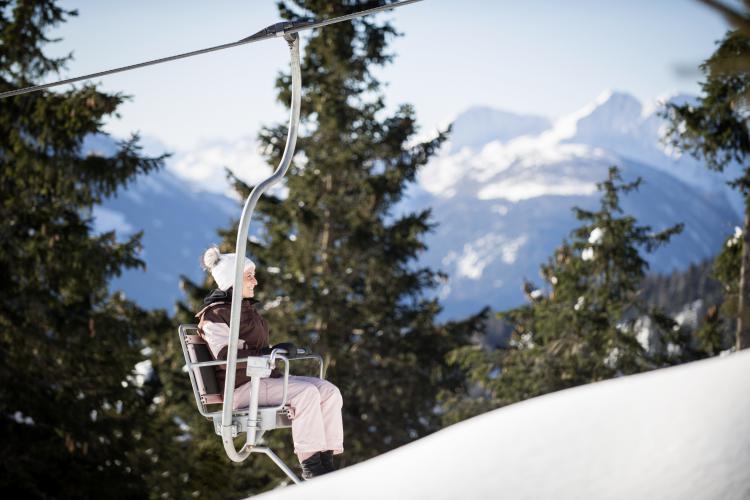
[{"x1": 232, "y1": 375, "x2": 344, "y2": 456}]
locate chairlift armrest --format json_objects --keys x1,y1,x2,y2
[
  {"x1": 189, "y1": 356, "x2": 256, "y2": 369},
  {"x1": 263, "y1": 354, "x2": 291, "y2": 412},
  {"x1": 260, "y1": 352, "x2": 323, "y2": 412},
  {"x1": 266, "y1": 343, "x2": 308, "y2": 358},
  {"x1": 268, "y1": 350, "x2": 324, "y2": 380}
]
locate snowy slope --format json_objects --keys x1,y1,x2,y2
[{"x1": 255, "y1": 351, "x2": 750, "y2": 500}]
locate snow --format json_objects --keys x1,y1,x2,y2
[
  {"x1": 674, "y1": 299, "x2": 703, "y2": 331},
  {"x1": 447, "y1": 106, "x2": 551, "y2": 153},
  {"x1": 443, "y1": 234, "x2": 528, "y2": 280},
  {"x1": 574, "y1": 295, "x2": 585, "y2": 311},
  {"x1": 728, "y1": 226, "x2": 743, "y2": 248},
  {"x1": 11, "y1": 411, "x2": 34, "y2": 426},
  {"x1": 501, "y1": 235, "x2": 528, "y2": 264},
  {"x1": 419, "y1": 90, "x2": 737, "y2": 208},
  {"x1": 634, "y1": 316, "x2": 658, "y2": 353},
  {"x1": 416, "y1": 148, "x2": 471, "y2": 198},
  {"x1": 131, "y1": 360, "x2": 153, "y2": 387},
  {"x1": 254, "y1": 351, "x2": 750, "y2": 500},
  {"x1": 169, "y1": 137, "x2": 277, "y2": 197},
  {"x1": 588, "y1": 227, "x2": 604, "y2": 245},
  {"x1": 478, "y1": 177, "x2": 599, "y2": 202}
]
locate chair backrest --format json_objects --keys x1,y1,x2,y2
[
  {"x1": 178, "y1": 325, "x2": 223, "y2": 410},
  {"x1": 178, "y1": 324, "x2": 294, "y2": 435}
]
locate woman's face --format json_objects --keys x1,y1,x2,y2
[{"x1": 242, "y1": 268, "x2": 257, "y2": 298}]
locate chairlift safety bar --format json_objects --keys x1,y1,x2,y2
[{"x1": 219, "y1": 32, "x2": 301, "y2": 462}]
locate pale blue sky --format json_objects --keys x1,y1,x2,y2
[{"x1": 46, "y1": 1, "x2": 730, "y2": 153}]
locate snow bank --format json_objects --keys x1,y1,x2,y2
[{"x1": 255, "y1": 351, "x2": 750, "y2": 500}]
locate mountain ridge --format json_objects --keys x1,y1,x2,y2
[{"x1": 93, "y1": 91, "x2": 741, "y2": 318}]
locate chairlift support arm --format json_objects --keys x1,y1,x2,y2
[{"x1": 219, "y1": 32, "x2": 301, "y2": 462}]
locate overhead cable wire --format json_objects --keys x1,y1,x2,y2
[{"x1": 0, "y1": 0, "x2": 422, "y2": 99}]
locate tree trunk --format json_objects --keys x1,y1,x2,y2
[{"x1": 737, "y1": 192, "x2": 750, "y2": 350}]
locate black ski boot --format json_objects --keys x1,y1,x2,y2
[
  {"x1": 300, "y1": 452, "x2": 329, "y2": 480},
  {"x1": 321, "y1": 450, "x2": 337, "y2": 472}
]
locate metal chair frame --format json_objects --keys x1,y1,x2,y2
[{"x1": 177, "y1": 324, "x2": 324, "y2": 484}]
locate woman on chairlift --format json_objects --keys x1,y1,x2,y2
[{"x1": 196, "y1": 246, "x2": 344, "y2": 479}]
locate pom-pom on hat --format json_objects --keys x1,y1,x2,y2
[{"x1": 201, "y1": 246, "x2": 255, "y2": 291}]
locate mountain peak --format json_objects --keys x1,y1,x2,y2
[
  {"x1": 567, "y1": 90, "x2": 643, "y2": 140},
  {"x1": 448, "y1": 106, "x2": 551, "y2": 153},
  {"x1": 593, "y1": 89, "x2": 641, "y2": 108}
]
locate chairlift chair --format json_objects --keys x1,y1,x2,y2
[
  {"x1": 177, "y1": 324, "x2": 323, "y2": 484},
  {"x1": 175, "y1": 31, "x2": 311, "y2": 482}
]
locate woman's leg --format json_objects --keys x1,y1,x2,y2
[
  {"x1": 292, "y1": 376, "x2": 344, "y2": 455},
  {"x1": 257, "y1": 376, "x2": 329, "y2": 461},
  {"x1": 231, "y1": 376, "x2": 343, "y2": 461}
]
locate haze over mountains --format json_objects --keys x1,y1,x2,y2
[{"x1": 93, "y1": 90, "x2": 741, "y2": 318}]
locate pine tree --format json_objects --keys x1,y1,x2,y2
[
  {"x1": 439, "y1": 167, "x2": 699, "y2": 424},
  {"x1": 704, "y1": 226, "x2": 744, "y2": 346},
  {"x1": 664, "y1": 30, "x2": 750, "y2": 349},
  {"x1": 0, "y1": 2, "x2": 179, "y2": 497},
  {"x1": 173, "y1": 1, "x2": 484, "y2": 490}
]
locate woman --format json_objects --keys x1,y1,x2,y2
[{"x1": 196, "y1": 246, "x2": 344, "y2": 479}]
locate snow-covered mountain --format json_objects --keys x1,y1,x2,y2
[
  {"x1": 93, "y1": 90, "x2": 741, "y2": 317},
  {"x1": 447, "y1": 106, "x2": 551, "y2": 153},
  {"x1": 83, "y1": 134, "x2": 238, "y2": 311},
  {"x1": 254, "y1": 351, "x2": 750, "y2": 500},
  {"x1": 99, "y1": 167, "x2": 237, "y2": 311},
  {"x1": 415, "y1": 91, "x2": 741, "y2": 318}
]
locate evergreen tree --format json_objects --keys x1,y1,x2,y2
[
  {"x1": 256, "y1": 0, "x2": 487, "y2": 460},
  {"x1": 640, "y1": 259, "x2": 724, "y2": 317},
  {"x1": 0, "y1": 1, "x2": 179, "y2": 497},
  {"x1": 664, "y1": 30, "x2": 750, "y2": 349},
  {"x1": 439, "y1": 167, "x2": 701, "y2": 424},
  {"x1": 639, "y1": 258, "x2": 733, "y2": 354},
  {"x1": 700, "y1": 226, "x2": 745, "y2": 351},
  {"x1": 173, "y1": 1, "x2": 484, "y2": 493}
]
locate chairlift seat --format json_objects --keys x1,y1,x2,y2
[
  {"x1": 179, "y1": 325, "x2": 293, "y2": 430},
  {"x1": 177, "y1": 323, "x2": 324, "y2": 483}
]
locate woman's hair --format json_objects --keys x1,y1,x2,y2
[{"x1": 201, "y1": 245, "x2": 222, "y2": 272}]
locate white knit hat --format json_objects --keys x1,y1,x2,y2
[{"x1": 201, "y1": 246, "x2": 256, "y2": 291}]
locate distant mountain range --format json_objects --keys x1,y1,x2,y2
[
  {"x1": 92, "y1": 90, "x2": 742, "y2": 319},
  {"x1": 83, "y1": 134, "x2": 238, "y2": 313},
  {"x1": 411, "y1": 91, "x2": 741, "y2": 318}
]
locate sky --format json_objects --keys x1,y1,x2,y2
[{"x1": 45, "y1": 1, "x2": 731, "y2": 158}]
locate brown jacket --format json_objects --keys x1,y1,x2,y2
[{"x1": 195, "y1": 294, "x2": 276, "y2": 391}]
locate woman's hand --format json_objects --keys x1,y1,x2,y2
[{"x1": 270, "y1": 342, "x2": 298, "y2": 357}]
